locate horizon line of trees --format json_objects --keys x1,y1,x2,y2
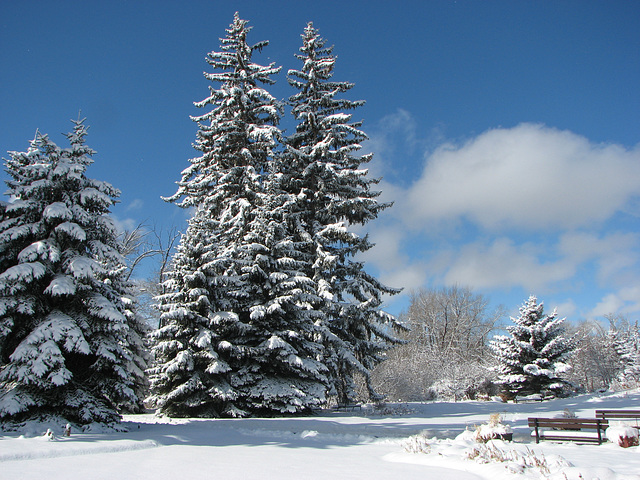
[{"x1": 371, "y1": 286, "x2": 640, "y2": 403}]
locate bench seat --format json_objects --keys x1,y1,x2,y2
[{"x1": 531, "y1": 429, "x2": 602, "y2": 441}]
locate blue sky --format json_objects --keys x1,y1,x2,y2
[{"x1": 1, "y1": 1, "x2": 639, "y2": 321}]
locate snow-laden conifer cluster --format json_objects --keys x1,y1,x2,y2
[
  {"x1": 490, "y1": 295, "x2": 576, "y2": 398},
  {"x1": 148, "y1": 14, "x2": 399, "y2": 416},
  {"x1": 0, "y1": 119, "x2": 148, "y2": 426}
]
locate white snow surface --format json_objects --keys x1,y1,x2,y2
[
  {"x1": 43, "y1": 202, "x2": 72, "y2": 221},
  {"x1": 1, "y1": 390, "x2": 639, "y2": 480},
  {"x1": 44, "y1": 275, "x2": 76, "y2": 296}
]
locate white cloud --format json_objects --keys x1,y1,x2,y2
[
  {"x1": 366, "y1": 229, "x2": 639, "y2": 302},
  {"x1": 125, "y1": 198, "x2": 144, "y2": 211},
  {"x1": 403, "y1": 123, "x2": 640, "y2": 231},
  {"x1": 358, "y1": 225, "x2": 428, "y2": 293},
  {"x1": 558, "y1": 231, "x2": 640, "y2": 285},
  {"x1": 110, "y1": 215, "x2": 139, "y2": 234},
  {"x1": 363, "y1": 116, "x2": 640, "y2": 318},
  {"x1": 552, "y1": 299, "x2": 578, "y2": 319},
  {"x1": 589, "y1": 286, "x2": 640, "y2": 319},
  {"x1": 440, "y1": 237, "x2": 574, "y2": 292}
]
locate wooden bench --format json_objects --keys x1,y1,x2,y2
[
  {"x1": 595, "y1": 409, "x2": 640, "y2": 428},
  {"x1": 333, "y1": 403, "x2": 362, "y2": 412},
  {"x1": 515, "y1": 394, "x2": 544, "y2": 403},
  {"x1": 528, "y1": 417, "x2": 609, "y2": 444}
]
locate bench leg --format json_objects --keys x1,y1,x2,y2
[{"x1": 597, "y1": 420, "x2": 603, "y2": 445}]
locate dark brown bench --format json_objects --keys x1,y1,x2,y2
[
  {"x1": 595, "y1": 409, "x2": 640, "y2": 428},
  {"x1": 334, "y1": 403, "x2": 362, "y2": 412},
  {"x1": 528, "y1": 417, "x2": 609, "y2": 444}
]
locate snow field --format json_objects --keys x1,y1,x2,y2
[{"x1": 1, "y1": 390, "x2": 639, "y2": 480}]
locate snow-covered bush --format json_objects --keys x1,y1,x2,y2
[
  {"x1": 403, "y1": 433, "x2": 432, "y2": 453},
  {"x1": 428, "y1": 373, "x2": 499, "y2": 402},
  {"x1": 465, "y1": 443, "x2": 563, "y2": 476},
  {"x1": 475, "y1": 413, "x2": 512, "y2": 442},
  {"x1": 369, "y1": 403, "x2": 416, "y2": 417},
  {"x1": 606, "y1": 422, "x2": 639, "y2": 448},
  {"x1": 556, "y1": 408, "x2": 577, "y2": 419}
]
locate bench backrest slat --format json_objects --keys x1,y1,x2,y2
[
  {"x1": 595, "y1": 409, "x2": 640, "y2": 419},
  {"x1": 527, "y1": 418, "x2": 608, "y2": 429}
]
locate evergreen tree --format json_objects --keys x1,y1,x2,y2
[
  {"x1": 612, "y1": 322, "x2": 640, "y2": 389},
  {"x1": 149, "y1": 13, "x2": 327, "y2": 417},
  {"x1": 284, "y1": 22, "x2": 401, "y2": 403},
  {"x1": 490, "y1": 295, "x2": 576, "y2": 398},
  {"x1": 163, "y1": 12, "x2": 281, "y2": 209},
  {"x1": 0, "y1": 119, "x2": 148, "y2": 425},
  {"x1": 223, "y1": 188, "x2": 329, "y2": 415}
]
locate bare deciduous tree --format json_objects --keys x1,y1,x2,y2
[
  {"x1": 565, "y1": 319, "x2": 619, "y2": 392},
  {"x1": 119, "y1": 222, "x2": 180, "y2": 327},
  {"x1": 372, "y1": 286, "x2": 504, "y2": 401},
  {"x1": 405, "y1": 286, "x2": 500, "y2": 362},
  {"x1": 119, "y1": 222, "x2": 179, "y2": 282}
]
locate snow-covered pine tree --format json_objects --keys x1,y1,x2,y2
[
  {"x1": 0, "y1": 119, "x2": 148, "y2": 425},
  {"x1": 489, "y1": 295, "x2": 576, "y2": 398},
  {"x1": 223, "y1": 185, "x2": 329, "y2": 415},
  {"x1": 163, "y1": 12, "x2": 281, "y2": 210},
  {"x1": 150, "y1": 13, "x2": 328, "y2": 417},
  {"x1": 147, "y1": 206, "x2": 240, "y2": 417},
  {"x1": 612, "y1": 322, "x2": 640, "y2": 389},
  {"x1": 284, "y1": 22, "x2": 401, "y2": 404}
]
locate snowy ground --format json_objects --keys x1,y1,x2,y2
[{"x1": 1, "y1": 391, "x2": 639, "y2": 480}]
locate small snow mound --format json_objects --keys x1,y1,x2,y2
[
  {"x1": 606, "y1": 423, "x2": 639, "y2": 447},
  {"x1": 40, "y1": 429, "x2": 57, "y2": 441},
  {"x1": 81, "y1": 421, "x2": 129, "y2": 433},
  {"x1": 454, "y1": 429, "x2": 477, "y2": 444}
]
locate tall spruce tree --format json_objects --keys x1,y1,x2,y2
[
  {"x1": 0, "y1": 120, "x2": 148, "y2": 425},
  {"x1": 149, "y1": 13, "x2": 327, "y2": 417},
  {"x1": 490, "y1": 296, "x2": 576, "y2": 398},
  {"x1": 284, "y1": 22, "x2": 401, "y2": 403}
]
